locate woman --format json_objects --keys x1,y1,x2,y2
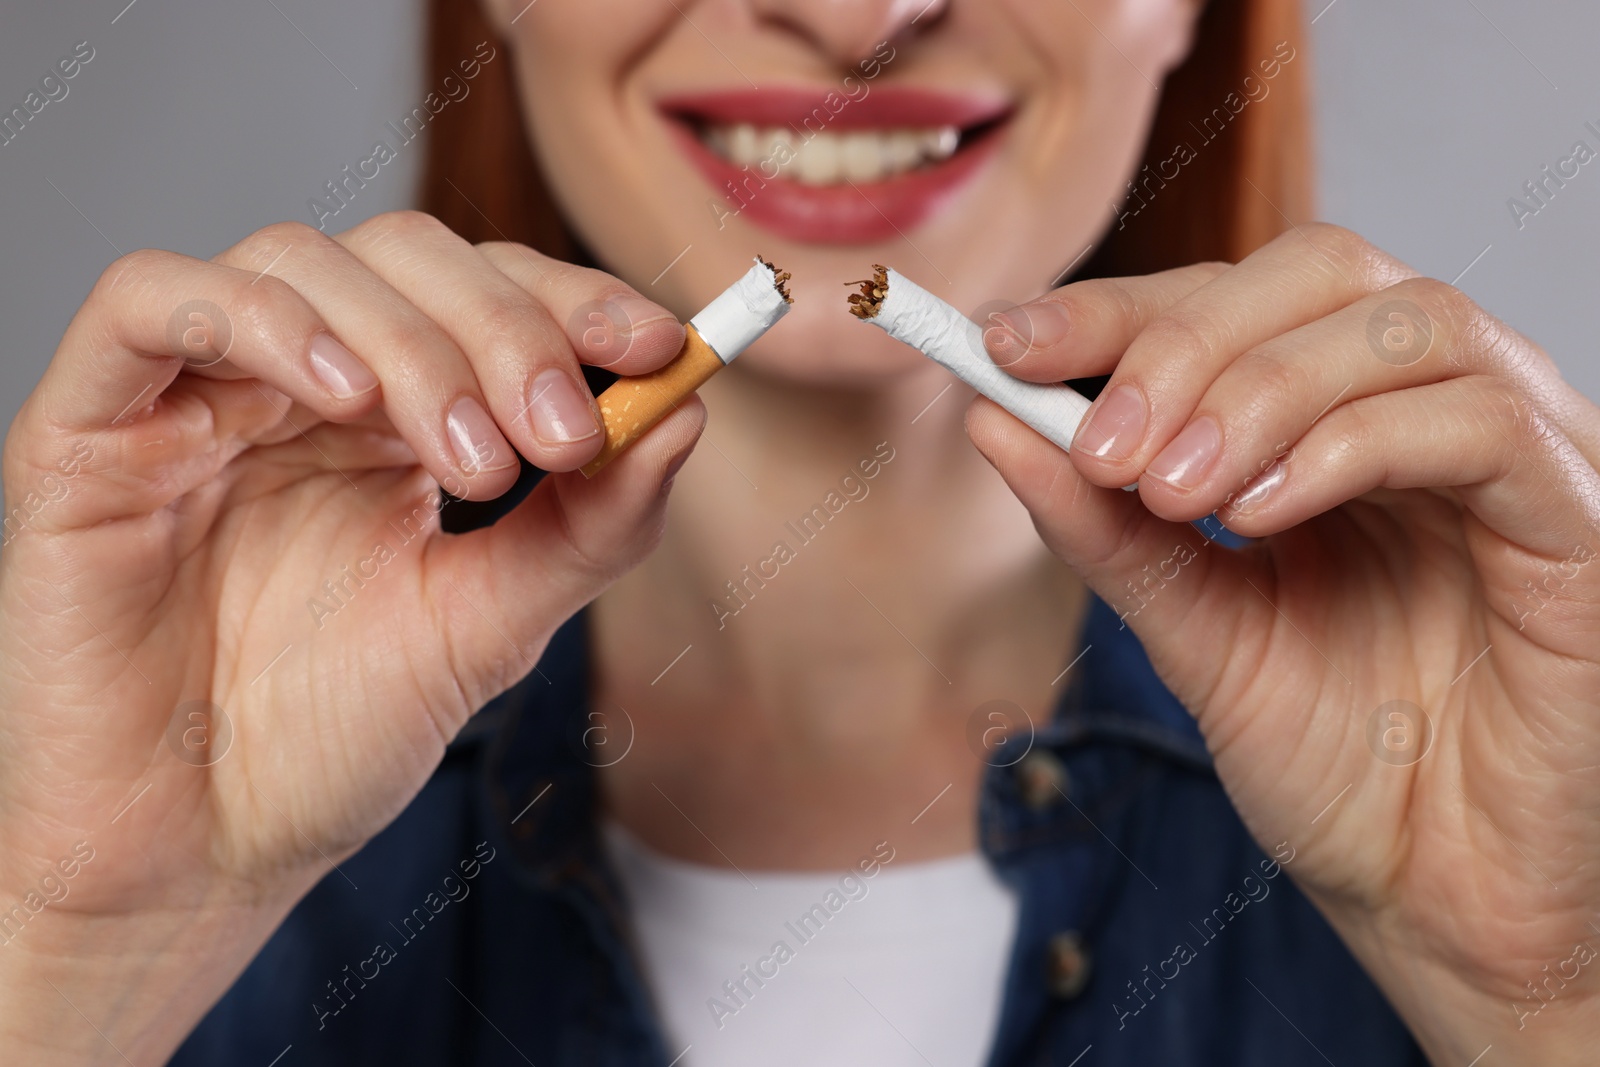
[{"x1": 1, "y1": 0, "x2": 1595, "y2": 1063}]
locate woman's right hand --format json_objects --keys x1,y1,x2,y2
[{"x1": 0, "y1": 210, "x2": 703, "y2": 1063}]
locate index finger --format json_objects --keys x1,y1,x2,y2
[
  {"x1": 476, "y1": 243, "x2": 687, "y2": 376},
  {"x1": 26, "y1": 250, "x2": 347, "y2": 433},
  {"x1": 981, "y1": 261, "x2": 1229, "y2": 381}
]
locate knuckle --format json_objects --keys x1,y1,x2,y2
[
  {"x1": 251, "y1": 219, "x2": 324, "y2": 251},
  {"x1": 475, "y1": 240, "x2": 534, "y2": 267},
  {"x1": 1326, "y1": 401, "x2": 1378, "y2": 469},
  {"x1": 352, "y1": 209, "x2": 453, "y2": 247},
  {"x1": 1301, "y1": 221, "x2": 1366, "y2": 256},
  {"x1": 472, "y1": 291, "x2": 567, "y2": 363},
  {"x1": 92, "y1": 249, "x2": 177, "y2": 302},
  {"x1": 368, "y1": 316, "x2": 445, "y2": 368},
  {"x1": 219, "y1": 273, "x2": 300, "y2": 341},
  {"x1": 1299, "y1": 222, "x2": 1386, "y2": 278},
  {"x1": 542, "y1": 261, "x2": 632, "y2": 306},
  {"x1": 1231, "y1": 346, "x2": 1307, "y2": 418},
  {"x1": 1298, "y1": 220, "x2": 1352, "y2": 243},
  {"x1": 1071, "y1": 277, "x2": 1144, "y2": 336},
  {"x1": 1468, "y1": 315, "x2": 1524, "y2": 373},
  {"x1": 1076, "y1": 263, "x2": 1229, "y2": 334},
  {"x1": 475, "y1": 241, "x2": 553, "y2": 288},
  {"x1": 1359, "y1": 251, "x2": 1415, "y2": 291},
  {"x1": 1138, "y1": 306, "x2": 1223, "y2": 368},
  {"x1": 234, "y1": 221, "x2": 329, "y2": 270},
  {"x1": 472, "y1": 289, "x2": 540, "y2": 339},
  {"x1": 1471, "y1": 376, "x2": 1540, "y2": 439},
  {"x1": 1466, "y1": 377, "x2": 1564, "y2": 476},
  {"x1": 1385, "y1": 277, "x2": 1501, "y2": 369},
  {"x1": 1390, "y1": 276, "x2": 1472, "y2": 320}
]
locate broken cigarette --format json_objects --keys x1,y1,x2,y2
[
  {"x1": 582, "y1": 257, "x2": 792, "y2": 477},
  {"x1": 848, "y1": 266, "x2": 1093, "y2": 453}
]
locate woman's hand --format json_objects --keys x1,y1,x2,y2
[
  {"x1": 969, "y1": 223, "x2": 1600, "y2": 1064},
  {"x1": 0, "y1": 210, "x2": 702, "y2": 1063}
]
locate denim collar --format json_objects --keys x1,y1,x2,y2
[
  {"x1": 471, "y1": 594, "x2": 1211, "y2": 889},
  {"x1": 1048, "y1": 595, "x2": 1211, "y2": 769}
]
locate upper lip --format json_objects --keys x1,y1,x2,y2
[{"x1": 657, "y1": 86, "x2": 1013, "y2": 132}]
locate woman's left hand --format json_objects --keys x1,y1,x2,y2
[{"x1": 968, "y1": 223, "x2": 1600, "y2": 1065}]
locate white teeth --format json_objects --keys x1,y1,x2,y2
[
  {"x1": 728, "y1": 123, "x2": 762, "y2": 166},
  {"x1": 840, "y1": 132, "x2": 885, "y2": 182},
  {"x1": 697, "y1": 124, "x2": 964, "y2": 186},
  {"x1": 760, "y1": 128, "x2": 791, "y2": 170},
  {"x1": 886, "y1": 131, "x2": 923, "y2": 172},
  {"x1": 794, "y1": 132, "x2": 839, "y2": 185}
]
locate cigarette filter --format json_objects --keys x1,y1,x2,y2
[
  {"x1": 582, "y1": 257, "x2": 791, "y2": 477},
  {"x1": 849, "y1": 266, "x2": 1093, "y2": 453}
]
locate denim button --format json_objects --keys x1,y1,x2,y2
[
  {"x1": 1016, "y1": 750, "x2": 1069, "y2": 810},
  {"x1": 1048, "y1": 931, "x2": 1092, "y2": 999}
]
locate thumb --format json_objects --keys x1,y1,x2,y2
[
  {"x1": 426, "y1": 397, "x2": 707, "y2": 707},
  {"x1": 966, "y1": 396, "x2": 1261, "y2": 705}
]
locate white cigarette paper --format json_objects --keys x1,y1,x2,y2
[
  {"x1": 851, "y1": 266, "x2": 1092, "y2": 452},
  {"x1": 690, "y1": 257, "x2": 792, "y2": 363}
]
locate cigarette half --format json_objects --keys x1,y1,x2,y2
[
  {"x1": 582, "y1": 257, "x2": 792, "y2": 477},
  {"x1": 849, "y1": 265, "x2": 1093, "y2": 453}
]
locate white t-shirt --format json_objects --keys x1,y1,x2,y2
[{"x1": 602, "y1": 821, "x2": 1020, "y2": 1067}]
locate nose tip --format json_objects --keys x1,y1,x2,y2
[{"x1": 747, "y1": 0, "x2": 947, "y2": 67}]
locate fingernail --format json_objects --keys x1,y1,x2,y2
[
  {"x1": 308, "y1": 334, "x2": 377, "y2": 399},
  {"x1": 1147, "y1": 417, "x2": 1222, "y2": 490},
  {"x1": 527, "y1": 369, "x2": 601, "y2": 445},
  {"x1": 446, "y1": 395, "x2": 518, "y2": 475},
  {"x1": 986, "y1": 303, "x2": 1070, "y2": 365},
  {"x1": 1073, "y1": 384, "x2": 1146, "y2": 460},
  {"x1": 1223, "y1": 460, "x2": 1287, "y2": 517}
]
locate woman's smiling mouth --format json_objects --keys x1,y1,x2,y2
[
  {"x1": 702, "y1": 123, "x2": 963, "y2": 185},
  {"x1": 659, "y1": 87, "x2": 1013, "y2": 244}
]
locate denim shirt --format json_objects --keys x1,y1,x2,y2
[{"x1": 172, "y1": 596, "x2": 1427, "y2": 1066}]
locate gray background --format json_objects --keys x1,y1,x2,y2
[{"x1": 1, "y1": 0, "x2": 1596, "y2": 444}]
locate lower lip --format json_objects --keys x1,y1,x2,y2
[{"x1": 666, "y1": 121, "x2": 1004, "y2": 245}]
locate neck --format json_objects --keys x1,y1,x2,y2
[{"x1": 590, "y1": 359, "x2": 1088, "y2": 868}]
